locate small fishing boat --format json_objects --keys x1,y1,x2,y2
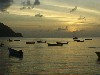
[
  {"x1": 35, "y1": 13, "x2": 43, "y2": 17},
  {"x1": 14, "y1": 40, "x2": 20, "y2": 41},
  {"x1": 47, "y1": 43, "x2": 63, "y2": 46},
  {"x1": 76, "y1": 40, "x2": 84, "y2": 42},
  {"x1": 0, "y1": 43, "x2": 4, "y2": 47},
  {"x1": 73, "y1": 36, "x2": 78, "y2": 39},
  {"x1": 95, "y1": 52, "x2": 100, "y2": 58},
  {"x1": 8, "y1": 39, "x2": 13, "y2": 42},
  {"x1": 88, "y1": 47, "x2": 96, "y2": 48},
  {"x1": 26, "y1": 42, "x2": 35, "y2": 44},
  {"x1": 85, "y1": 39, "x2": 92, "y2": 40},
  {"x1": 95, "y1": 52, "x2": 100, "y2": 60},
  {"x1": 74, "y1": 39, "x2": 79, "y2": 41},
  {"x1": 74, "y1": 39, "x2": 84, "y2": 42},
  {"x1": 37, "y1": 40, "x2": 46, "y2": 43},
  {"x1": 8, "y1": 48, "x2": 23, "y2": 58},
  {"x1": 56, "y1": 42, "x2": 68, "y2": 44}
]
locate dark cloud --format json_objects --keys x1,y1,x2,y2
[
  {"x1": 34, "y1": 0, "x2": 40, "y2": 5},
  {"x1": 0, "y1": 0, "x2": 13, "y2": 11}
]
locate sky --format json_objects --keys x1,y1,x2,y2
[{"x1": 0, "y1": 0, "x2": 100, "y2": 37}]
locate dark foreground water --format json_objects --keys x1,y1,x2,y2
[{"x1": 0, "y1": 37, "x2": 100, "y2": 75}]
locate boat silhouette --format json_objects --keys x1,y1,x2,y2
[
  {"x1": 56, "y1": 42, "x2": 68, "y2": 44},
  {"x1": 8, "y1": 48, "x2": 23, "y2": 58},
  {"x1": 73, "y1": 36, "x2": 78, "y2": 39},
  {"x1": 57, "y1": 26, "x2": 67, "y2": 31},
  {"x1": 8, "y1": 39, "x2": 13, "y2": 42},
  {"x1": 35, "y1": 13, "x2": 43, "y2": 17},
  {"x1": 95, "y1": 52, "x2": 100, "y2": 60},
  {"x1": 0, "y1": 43, "x2": 4, "y2": 47},
  {"x1": 47, "y1": 43, "x2": 63, "y2": 46},
  {"x1": 76, "y1": 40, "x2": 84, "y2": 42},
  {"x1": 85, "y1": 39, "x2": 92, "y2": 40},
  {"x1": 14, "y1": 40, "x2": 20, "y2": 41},
  {"x1": 37, "y1": 40, "x2": 46, "y2": 43},
  {"x1": 26, "y1": 41, "x2": 35, "y2": 44}
]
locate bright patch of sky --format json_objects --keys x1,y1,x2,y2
[{"x1": 0, "y1": 0, "x2": 100, "y2": 37}]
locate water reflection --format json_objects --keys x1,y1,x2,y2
[{"x1": 0, "y1": 38, "x2": 100, "y2": 75}]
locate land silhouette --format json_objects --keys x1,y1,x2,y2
[{"x1": 0, "y1": 22, "x2": 22, "y2": 37}]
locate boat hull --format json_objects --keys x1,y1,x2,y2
[
  {"x1": 48, "y1": 43, "x2": 63, "y2": 46},
  {"x1": 95, "y1": 52, "x2": 100, "y2": 58},
  {"x1": 26, "y1": 42, "x2": 35, "y2": 44},
  {"x1": 8, "y1": 48, "x2": 23, "y2": 58},
  {"x1": 14, "y1": 40, "x2": 20, "y2": 41},
  {"x1": 37, "y1": 41, "x2": 46, "y2": 43},
  {"x1": 56, "y1": 42, "x2": 68, "y2": 44},
  {"x1": 85, "y1": 39, "x2": 92, "y2": 40}
]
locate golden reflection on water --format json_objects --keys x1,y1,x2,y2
[{"x1": 0, "y1": 38, "x2": 100, "y2": 75}]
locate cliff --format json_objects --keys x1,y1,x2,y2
[{"x1": 0, "y1": 22, "x2": 23, "y2": 37}]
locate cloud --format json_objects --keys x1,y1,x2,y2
[
  {"x1": 34, "y1": 0, "x2": 40, "y2": 6},
  {"x1": 0, "y1": 0, "x2": 13, "y2": 11}
]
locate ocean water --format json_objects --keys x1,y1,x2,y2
[{"x1": 0, "y1": 37, "x2": 100, "y2": 75}]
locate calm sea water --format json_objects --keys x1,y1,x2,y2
[{"x1": 0, "y1": 37, "x2": 100, "y2": 75}]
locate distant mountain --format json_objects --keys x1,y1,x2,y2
[{"x1": 0, "y1": 22, "x2": 23, "y2": 37}]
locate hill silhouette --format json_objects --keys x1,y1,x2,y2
[{"x1": 0, "y1": 22, "x2": 23, "y2": 37}]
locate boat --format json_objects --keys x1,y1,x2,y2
[
  {"x1": 26, "y1": 42, "x2": 35, "y2": 44},
  {"x1": 8, "y1": 48, "x2": 23, "y2": 58},
  {"x1": 76, "y1": 40, "x2": 84, "y2": 42},
  {"x1": 0, "y1": 43, "x2": 4, "y2": 47},
  {"x1": 74, "y1": 39, "x2": 80, "y2": 41},
  {"x1": 73, "y1": 36, "x2": 78, "y2": 39},
  {"x1": 74, "y1": 39, "x2": 84, "y2": 42},
  {"x1": 14, "y1": 40, "x2": 20, "y2": 41},
  {"x1": 88, "y1": 47, "x2": 96, "y2": 48},
  {"x1": 95, "y1": 52, "x2": 100, "y2": 60},
  {"x1": 8, "y1": 39, "x2": 13, "y2": 42},
  {"x1": 37, "y1": 40, "x2": 46, "y2": 43},
  {"x1": 56, "y1": 42, "x2": 68, "y2": 44},
  {"x1": 47, "y1": 43, "x2": 63, "y2": 46},
  {"x1": 35, "y1": 13, "x2": 43, "y2": 17},
  {"x1": 57, "y1": 26, "x2": 68, "y2": 31},
  {"x1": 85, "y1": 39, "x2": 92, "y2": 40},
  {"x1": 95, "y1": 52, "x2": 100, "y2": 57}
]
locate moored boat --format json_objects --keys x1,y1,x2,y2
[
  {"x1": 0, "y1": 43, "x2": 4, "y2": 47},
  {"x1": 37, "y1": 40, "x2": 46, "y2": 43},
  {"x1": 95, "y1": 52, "x2": 100, "y2": 58},
  {"x1": 76, "y1": 40, "x2": 84, "y2": 42},
  {"x1": 56, "y1": 42, "x2": 68, "y2": 44},
  {"x1": 74, "y1": 39, "x2": 80, "y2": 41},
  {"x1": 26, "y1": 42, "x2": 35, "y2": 44},
  {"x1": 14, "y1": 40, "x2": 20, "y2": 41},
  {"x1": 85, "y1": 39, "x2": 92, "y2": 40},
  {"x1": 8, "y1": 39, "x2": 13, "y2": 42},
  {"x1": 8, "y1": 48, "x2": 23, "y2": 58},
  {"x1": 74, "y1": 39, "x2": 84, "y2": 42},
  {"x1": 73, "y1": 36, "x2": 78, "y2": 39},
  {"x1": 47, "y1": 43, "x2": 63, "y2": 46},
  {"x1": 35, "y1": 13, "x2": 43, "y2": 17}
]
